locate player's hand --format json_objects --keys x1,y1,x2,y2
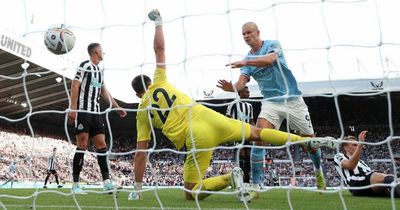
[
  {"x1": 358, "y1": 130, "x2": 368, "y2": 142},
  {"x1": 226, "y1": 60, "x2": 247, "y2": 68},
  {"x1": 217, "y1": 80, "x2": 234, "y2": 92},
  {"x1": 148, "y1": 9, "x2": 162, "y2": 25},
  {"x1": 68, "y1": 111, "x2": 77, "y2": 125},
  {"x1": 128, "y1": 182, "x2": 143, "y2": 200},
  {"x1": 117, "y1": 109, "x2": 127, "y2": 118},
  {"x1": 128, "y1": 191, "x2": 141, "y2": 200}
]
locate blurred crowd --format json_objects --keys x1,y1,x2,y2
[{"x1": 1, "y1": 123, "x2": 399, "y2": 188}]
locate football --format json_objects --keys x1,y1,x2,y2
[{"x1": 44, "y1": 24, "x2": 75, "y2": 55}]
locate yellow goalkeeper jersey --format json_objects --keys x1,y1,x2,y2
[{"x1": 136, "y1": 67, "x2": 197, "y2": 150}]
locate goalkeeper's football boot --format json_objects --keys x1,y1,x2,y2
[
  {"x1": 315, "y1": 169, "x2": 326, "y2": 190},
  {"x1": 308, "y1": 136, "x2": 337, "y2": 150},
  {"x1": 249, "y1": 183, "x2": 261, "y2": 199},
  {"x1": 231, "y1": 167, "x2": 251, "y2": 203}
]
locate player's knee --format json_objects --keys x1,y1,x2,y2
[
  {"x1": 185, "y1": 191, "x2": 194, "y2": 200},
  {"x1": 95, "y1": 143, "x2": 107, "y2": 150},
  {"x1": 76, "y1": 135, "x2": 89, "y2": 148},
  {"x1": 184, "y1": 183, "x2": 196, "y2": 200},
  {"x1": 77, "y1": 142, "x2": 88, "y2": 150}
]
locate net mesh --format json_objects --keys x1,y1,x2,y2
[{"x1": 0, "y1": 0, "x2": 400, "y2": 209}]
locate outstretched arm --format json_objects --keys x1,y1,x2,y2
[
  {"x1": 341, "y1": 131, "x2": 368, "y2": 170},
  {"x1": 227, "y1": 52, "x2": 278, "y2": 68},
  {"x1": 149, "y1": 9, "x2": 165, "y2": 69}
]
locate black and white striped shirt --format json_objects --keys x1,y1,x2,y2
[
  {"x1": 333, "y1": 153, "x2": 373, "y2": 186},
  {"x1": 226, "y1": 101, "x2": 253, "y2": 123},
  {"x1": 47, "y1": 155, "x2": 57, "y2": 171},
  {"x1": 74, "y1": 60, "x2": 103, "y2": 112}
]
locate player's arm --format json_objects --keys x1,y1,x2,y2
[
  {"x1": 217, "y1": 75, "x2": 248, "y2": 92},
  {"x1": 340, "y1": 131, "x2": 368, "y2": 170},
  {"x1": 68, "y1": 79, "x2": 80, "y2": 124},
  {"x1": 134, "y1": 140, "x2": 149, "y2": 183},
  {"x1": 101, "y1": 86, "x2": 127, "y2": 117},
  {"x1": 133, "y1": 140, "x2": 149, "y2": 199},
  {"x1": 154, "y1": 24, "x2": 165, "y2": 69},
  {"x1": 149, "y1": 10, "x2": 165, "y2": 69},
  {"x1": 227, "y1": 52, "x2": 278, "y2": 68}
]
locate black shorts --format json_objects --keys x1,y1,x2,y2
[
  {"x1": 47, "y1": 170, "x2": 57, "y2": 174},
  {"x1": 349, "y1": 173, "x2": 375, "y2": 196},
  {"x1": 75, "y1": 113, "x2": 105, "y2": 138}
]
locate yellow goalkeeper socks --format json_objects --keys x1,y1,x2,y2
[
  {"x1": 260, "y1": 128, "x2": 306, "y2": 145},
  {"x1": 191, "y1": 173, "x2": 231, "y2": 200}
]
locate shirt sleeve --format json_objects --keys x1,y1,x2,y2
[
  {"x1": 74, "y1": 62, "x2": 86, "y2": 82},
  {"x1": 136, "y1": 107, "x2": 152, "y2": 142},
  {"x1": 240, "y1": 66, "x2": 251, "y2": 82},
  {"x1": 268, "y1": 40, "x2": 282, "y2": 57},
  {"x1": 334, "y1": 153, "x2": 346, "y2": 166},
  {"x1": 153, "y1": 67, "x2": 167, "y2": 84}
]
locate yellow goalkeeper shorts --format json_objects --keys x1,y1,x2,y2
[{"x1": 183, "y1": 105, "x2": 251, "y2": 183}]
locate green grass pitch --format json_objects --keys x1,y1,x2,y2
[{"x1": 0, "y1": 188, "x2": 399, "y2": 210}]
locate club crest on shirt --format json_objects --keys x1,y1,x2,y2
[{"x1": 77, "y1": 123, "x2": 84, "y2": 130}]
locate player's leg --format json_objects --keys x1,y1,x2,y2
[
  {"x1": 184, "y1": 109, "x2": 247, "y2": 201},
  {"x1": 183, "y1": 114, "x2": 229, "y2": 200},
  {"x1": 73, "y1": 132, "x2": 88, "y2": 180},
  {"x1": 91, "y1": 114, "x2": 116, "y2": 191},
  {"x1": 239, "y1": 146, "x2": 251, "y2": 184},
  {"x1": 1, "y1": 174, "x2": 12, "y2": 187},
  {"x1": 370, "y1": 172, "x2": 400, "y2": 197},
  {"x1": 193, "y1": 107, "x2": 252, "y2": 201},
  {"x1": 286, "y1": 97, "x2": 326, "y2": 190},
  {"x1": 250, "y1": 144, "x2": 265, "y2": 193},
  {"x1": 44, "y1": 171, "x2": 51, "y2": 188},
  {"x1": 4, "y1": 173, "x2": 14, "y2": 188},
  {"x1": 52, "y1": 170, "x2": 62, "y2": 187},
  {"x1": 184, "y1": 150, "x2": 229, "y2": 200},
  {"x1": 92, "y1": 133, "x2": 113, "y2": 191},
  {"x1": 72, "y1": 132, "x2": 88, "y2": 194},
  {"x1": 250, "y1": 116, "x2": 277, "y2": 196},
  {"x1": 72, "y1": 113, "x2": 90, "y2": 194},
  {"x1": 9, "y1": 174, "x2": 14, "y2": 188}
]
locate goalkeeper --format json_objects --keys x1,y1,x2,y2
[{"x1": 130, "y1": 9, "x2": 335, "y2": 201}]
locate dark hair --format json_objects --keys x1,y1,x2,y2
[
  {"x1": 87, "y1": 43, "x2": 101, "y2": 56},
  {"x1": 131, "y1": 75, "x2": 151, "y2": 94}
]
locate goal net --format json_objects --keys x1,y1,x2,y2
[{"x1": 0, "y1": 0, "x2": 400, "y2": 209}]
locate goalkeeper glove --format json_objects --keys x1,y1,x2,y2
[
  {"x1": 148, "y1": 9, "x2": 163, "y2": 26},
  {"x1": 128, "y1": 182, "x2": 143, "y2": 200}
]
